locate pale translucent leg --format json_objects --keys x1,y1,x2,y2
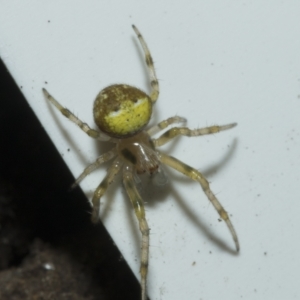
[
  {"x1": 91, "y1": 158, "x2": 123, "y2": 223},
  {"x1": 43, "y1": 88, "x2": 110, "y2": 141},
  {"x1": 154, "y1": 123, "x2": 237, "y2": 147},
  {"x1": 147, "y1": 116, "x2": 187, "y2": 136},
  {"x1": 159, "y1": 152, "x2": 239, "y2": 252},
  {"x1": 123, "y1": 165, "x2": 150, "y2": 300},
  {"x1": 71, "y1": 149, "x2": 117, "y2": 189},
  {"x1": 132, "y1": 25, "x2": 159, "y2": 103}
]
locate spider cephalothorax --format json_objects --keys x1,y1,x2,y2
[{"x1": 43, "y1": 25, "x2": 239, "y2": 300}]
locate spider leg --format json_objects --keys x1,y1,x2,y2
[
  {"x1": 154, "y1": 123, "x2": 237, "y2": 147},
  {"x1": 132, "y1": 25, "x2": 159, "y2": 103},
  {"x1": 91, "y1": 158, "x2": 123, "y2": 223},
  {"x1": 43, "y1": 88, "x2": 111, "y2": 141},
  {"x1": 123, "y1": 165, "x2": 150, "y2": 300},
  {"x1": 159, "y1": 152, "x2": 239, "y2": 252},
  {"x1": 147, "y1": 116, "x2": 187, "y2": 136},
  {"x1": 71, "y1": 149, "x2": 117, "y2": 189}
]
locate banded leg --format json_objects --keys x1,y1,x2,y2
[
  {"x1": 159, "y1": 152, "x2": 239, "y2": 251},
  {"x1": 91, "y1": 158, "x2": 123, "y2": 223},
  {"x1": 132, "y1": 25, "x2": 159, "y2": 103},
  {"x1": 71, "y1": 149, "x2": 117, "y2": 189},
  {"x1": 147, "y1": 116, "x2": 187, "y2": 136},
  {"x1": 43, "y1": 88, "x2": 110, "y2": 141},
  {"x1": 123, "y1": 165, "x2": 150, "y2": 300},
  {"x1": 154, "y1": 123, "x2": 237, "y2": 147}
]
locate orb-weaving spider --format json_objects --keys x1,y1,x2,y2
[{"x1": 43, "y1": 25, "x2": 239, "y2": 300}]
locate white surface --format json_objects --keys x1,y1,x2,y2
[{"x1": 1, "y1": 2, "x2": 300, "y2": 300}]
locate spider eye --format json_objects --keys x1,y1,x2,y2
[{"x1": 93, "y1": 84, "x2": 152, "y2": 138}]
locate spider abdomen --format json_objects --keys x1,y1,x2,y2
[
  {"x1": 117, "y1": 131, "x2": 159, "y2": 174},
  {"x1": 94, "y1": 84, "x2": 152, "y2": 138}
]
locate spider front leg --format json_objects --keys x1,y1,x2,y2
[
  {"x1": 43, "y1": 88, "x2": 110, "y2": 141},
  {"x1": 159, "y1": 152, "x2": 239, "y2": 252},
  {"x1": 132, "y1": 25, "x2": 159, "y2": 103},
  {"x1": 154, "y1": 123, "x2": 237, "y2": 147},
  {"x1": 147, "y1": 116, "x2": 187, "y2": 136},
  {"x1": 91, "y1": 158, "x2": 123, "y2": 223},
  {"x1": 123, "y1": 165, "x2": 150, "y2": 300}
]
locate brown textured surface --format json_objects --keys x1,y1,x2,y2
[{"x1": 0, "y1": 239, "x2": 103, "y2": 300}]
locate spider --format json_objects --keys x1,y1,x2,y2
[{"x1": 43, "y1": 25, "x2": 239, "y2": 300}]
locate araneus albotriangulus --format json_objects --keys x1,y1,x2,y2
[{"x1": 43, "y1": 25, "x2": 239, "y2": 300}]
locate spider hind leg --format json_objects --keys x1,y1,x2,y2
[{"x1": 159, "y1": 152, "x2": 239, "y2": 252}]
